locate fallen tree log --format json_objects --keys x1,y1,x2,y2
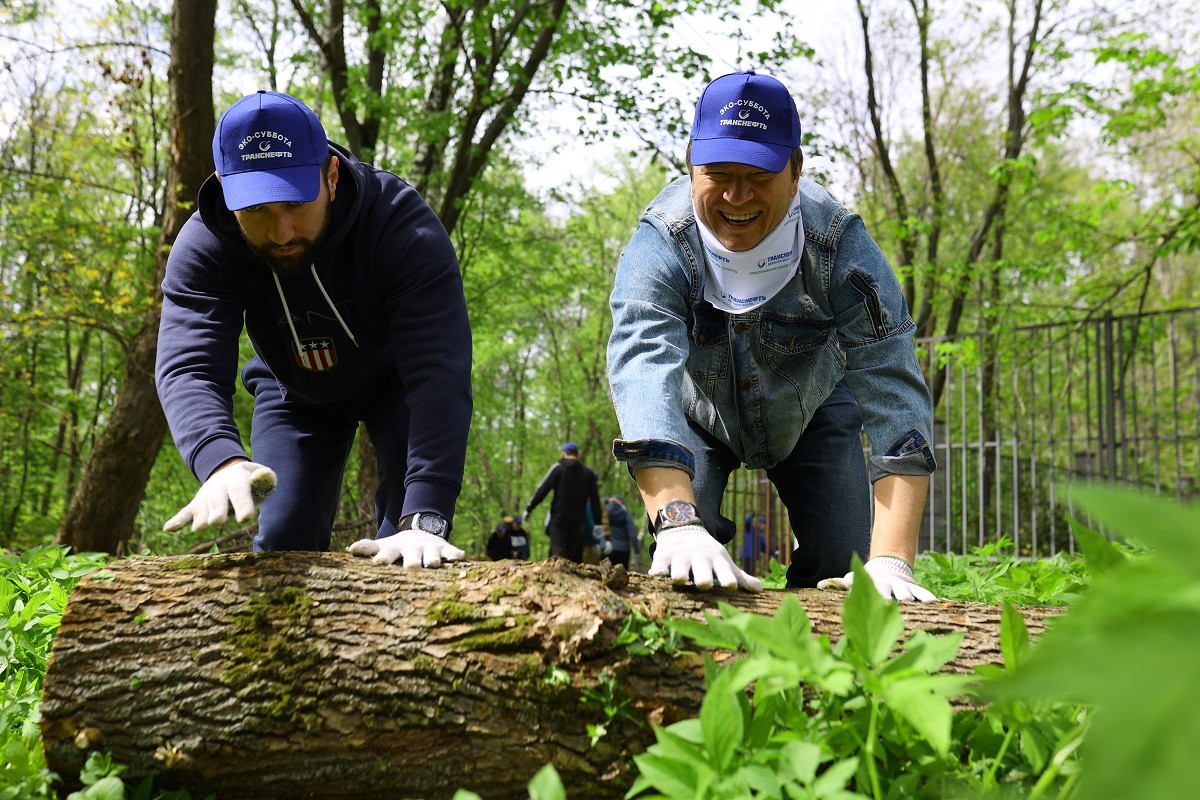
[{"x1": 41, "y1": 552, "x2": 1062, "y2": 799}]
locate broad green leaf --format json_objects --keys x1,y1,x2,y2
[
  {"x1": 811, "y1": 756, "x2": 860, "y2": 796},
  {"x1": 1069, "y1": 517, "x2": 1128, "y2": 576},
  {"x1": 526, "y1": 763, "x2": 567, "y2": 800},
  {"x1": 778, "y1": 740, "x2": 823, "y2": 785},
  {"x1": 1069, "y1": 486, "x2": 1200, "y2": 576},
  {"x1": 881, "y1": 675, "x2": 958, "y2": 755},
  {"x1": 999, "y1": 601, "x2": 1031, "y2": 672},
  {"x1": 699, "y1": 669, "x2": 747, "y2": 772},
  {"x1": 881, "y1": 630, "x2": 963, "y2": 676},
  {"x1": 631, "y1": 751, "x2": 702, "y2": 799},
  {"x1": 841, "y1": 558, "x2": 906, "y2": 667}
]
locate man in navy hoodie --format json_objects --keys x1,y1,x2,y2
[{"x1": 156, "y1": 90, "x2": 472, "y2": 568}]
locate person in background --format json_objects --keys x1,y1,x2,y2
[
  {"x1": 156, "y1": 90, "x2": 471, "y2": 568},
  {"x1": 525, "y1": 442, "x2": 603, "y2": 563},
  {"x1": 606, "y1": 71, "x2": 937, "y2": 601},
  {"x1": 603, "y1": 494, "x2": 637, "y2": 569},
  {"x1": 740, "y1": 512, "x2": 767, "y2": 574},
  {"x1": 486, "y1": 520, "x2": 515, "y2": 561},
  {"x1": 509, "y1": 515, "x2": 531, "y2": 560}
]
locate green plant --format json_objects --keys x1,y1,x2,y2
[
  {"x1": 626, "y1": 557, "x2": 1087, "y2": 799},
  {"x1": 2, "y1": 546, "x2": 110, "y2": 799},
  {"x1": 990, "y1": 487, "x2": 1200, "y2": 800},
  {"x1": 612, "y1": 608, "x2": 688, "y2": 657},
  {"x1": 581, "y1": 669, "x2": 642, "y2": 745},
  {"x1": 916, "y1": 537, "x2": 1092, "y2": 606}
]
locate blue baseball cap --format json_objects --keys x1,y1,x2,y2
[
  {"x1": 690, "y1": 71, "x2": 801, "y2": 173},
  {"x1": 213, "y1": 91, "x2": 328, "y2": 211},
  {"x1": 562, "y1": 442, "x2": 579, "y2": 455}
]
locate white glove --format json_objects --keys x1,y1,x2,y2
[
  {"x1": 600, "y1": 539, "x2": 613, "y2": 556},
  {"x1": 347, "y1": 530, "x2": 465, "y2": 568},
  {"x1": 817, "y1": 556, "x2": 937, "y2": 602},
  {"x1": 649, "y1": 524, "x2": 763, "y2": 592},
  {"x1": 163, "y1": 461, "x2": 277, "y2": 533}
]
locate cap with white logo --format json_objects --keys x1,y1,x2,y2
[
  {"x1": 689, "y1": 71, "x2": 802, "y2": 174},
  {"x1": 212, "y1": 90, "x2": 328, "y2": 211}
]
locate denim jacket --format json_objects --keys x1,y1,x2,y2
[{"x1": 607, "y1": 175, "x2": 935, "y2": 482}]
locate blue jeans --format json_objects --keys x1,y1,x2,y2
[
  {"x1": 684, "y1": 379, "x2": 871, "y2": 587},
  {"x1": 242, "y1": 357, "x2": 411, "y2": 551}
]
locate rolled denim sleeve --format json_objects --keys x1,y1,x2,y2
[
  {"x1": 607, "y1": 216, "x2": 698, "y2": 478},
  {"x1": 829, "y1": 214, "x2": 936, "y2": 482}
]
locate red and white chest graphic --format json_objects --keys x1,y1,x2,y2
[{"x1": 295, "y1": 339, "x2": 338, "y2": 371}]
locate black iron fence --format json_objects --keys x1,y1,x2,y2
[
  {"x1": 723, "y1": 306, "x2": 1200, "y2": 569},
  {"x1": 922, "y1": 307, "x2": 1199, "y2": 556}
]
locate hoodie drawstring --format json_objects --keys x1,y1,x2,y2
[
  {"x1": 272, "y1": 267, "x2": 359, "y2": 364},
  {"x1": 309, "y1": 263, "x2": 358, "y2": 348}
]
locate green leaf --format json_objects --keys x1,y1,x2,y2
[
  {"x1": 999, "y1": 601, "x2": 1031, "y2": 672},
  {"x1": 882, "y1": 630, "x2": 963, "y2": 676},
  {"x1": 881, "y1": 675, "x2": 958, "y2": 755},
  {"x1": 778, "y1": 740, "x2": 823, "y2": 785},
  {"x1": 699, "y1": 669, "x2": 746, "y2": 772},
  {"x1": 69, "y1": 776, "x2": 125, "y2": 800},
  {"x1": 841, "y1": 557, "x2": 906, "y2": 667},
  {"x1": 811, "y1": 756, "x2": 860, "y2": 796},
  {"x1": 630, "y1": 751, "x2": 702, "y2": 799},
  {"x1": 526, "y1": 763, "x2": 566, "y2": 800},
  {"x1": 1069, "y1": 486, "x2": 1200, "y2": 576},
  {"x1": 1069, "y1": 516, "x2": 1128, "y2": 576}
]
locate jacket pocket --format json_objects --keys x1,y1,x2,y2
[{"x1": 847, "y1": 271, "x2": 888, "y2": 339}]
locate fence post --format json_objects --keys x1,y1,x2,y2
[{"x1": 1103, "y1": 311, "x2": 1119, "y2": 481}]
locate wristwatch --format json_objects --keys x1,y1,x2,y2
[
  {"x1": 401, "y1": 512, "x2": 449, "y2": 540},
  {"x1": 652, "y1": 499, "x2": 701, "y2": 536}
]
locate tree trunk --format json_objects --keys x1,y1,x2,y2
[
  {"x1": 40, "y1": 554, "x2": 1062, "y2": 799},
  {"x1": 55, "y1": 0, "x2": 218, "y2": 554}
]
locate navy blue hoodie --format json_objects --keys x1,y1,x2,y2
[{"x1": 156, "y1": 144, "x2": 472, "y2": 519}]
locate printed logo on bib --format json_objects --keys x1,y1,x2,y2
[
  {"x1": 697, "y1": 196, "x2": 806, "y2": 314},
  {"x1": 295, "y1": 339, "x2": 338, "y2": 371}
]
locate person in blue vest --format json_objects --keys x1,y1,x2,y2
[{"x1": 607, "y1": 72, "x2": 937, "y2": 601}]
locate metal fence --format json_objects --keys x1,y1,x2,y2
[{"x1": 723, "y1": 306, "x2": 1200, "y2": 568}]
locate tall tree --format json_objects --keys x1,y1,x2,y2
[{"x1": 55, "y1": 0, "x2": 217, "y2": 554}]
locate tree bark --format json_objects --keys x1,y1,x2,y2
[
  {"x1": 41, "y1": 554, "x2": 1062, "y2": 799},
  {"x1": 55, "y1": 0, "x2": 217, "y2": 554}
]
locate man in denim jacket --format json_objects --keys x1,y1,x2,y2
[{"x1": 607, "y1": 71, "x2": 937, "y2": 601}]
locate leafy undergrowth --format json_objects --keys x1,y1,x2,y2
[{"x1": 3, "y1": 488, "x2": 1194, "y2": 799}]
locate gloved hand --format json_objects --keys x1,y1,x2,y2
[
  {"x1": 600, "y1": 539, "x2": 613, "y2": 556},
  {"x1": 649, "y1": 524, "x2": 763, "y2": 592},
  {"x1": 817, "y1": 556, "x2": 937, "y2": 602},
  {"x1": 163, "y1": 461, "x2": 277, "y2": 533},
  {"x1": 347, "y1": 530, "x2": 465, "y2": 568}
]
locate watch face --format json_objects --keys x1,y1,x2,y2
[
  {"x1": 416, "y1": 514, "x2": 447, "y2": 536},
  {"x1": 660, "y1": 500, "x2": 698, "y2": 525}
]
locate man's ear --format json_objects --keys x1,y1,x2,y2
[{"x1": 327, "y1": 156, "x2": 340, "y2": 199}]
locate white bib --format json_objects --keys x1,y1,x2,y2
[{"x1": 697, "y1": 198, "x2": 804, "y2": 314}]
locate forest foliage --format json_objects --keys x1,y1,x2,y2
[{"x1": 0, "y1": 0, "x2": 1198, "y2": 555}]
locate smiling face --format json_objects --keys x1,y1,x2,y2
[
  {"x1": 691, "y1": 161, "x2": 800, "y2": 252},
  {"x1": 229, "y1": 156, "x2": 339, "y2": 276}
]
